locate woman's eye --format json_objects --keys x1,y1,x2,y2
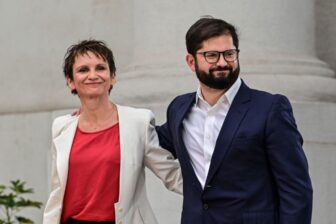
[
  {"x1": 78, "y1": 68, "x2": 88, "y2": 73},
  {"x1": 96, "y1": 66, "x2": 106, "y2": 71}
]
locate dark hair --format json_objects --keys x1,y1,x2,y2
[
  {"x1": 63, "y1": 39, "x2": 116, "y2": 81},
  {"x1": 186, "y1": 16, "x2": 239, "y2": 55}
]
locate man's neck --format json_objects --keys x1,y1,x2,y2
[{"x1": 200, "y1": 85, "x2": 227, "y2": 106}]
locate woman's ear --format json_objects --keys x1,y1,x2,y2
[
  {"x1": 66, "y1": 77, "x2": 76, "y2": 93},
  {"x1": 110, "y1": 73, "x2": 116, "y2": 85}
]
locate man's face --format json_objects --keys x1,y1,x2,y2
[{"x1": 186, "y1": 35, "x2": 240, "y2": 90}]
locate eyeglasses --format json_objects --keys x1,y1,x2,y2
[{"x1": 197, "y1": 49, "x2": 240, "y2": 64}]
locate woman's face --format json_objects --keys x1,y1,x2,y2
[{"x1": 67, "y1": 51, "x2": 115, "y2": 98}]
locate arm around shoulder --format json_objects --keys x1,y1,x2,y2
[{"x1": 144, "y1": 111, "x2": 183, "y2": 194}]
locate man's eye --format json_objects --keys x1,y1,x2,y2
[
  {"x1": 206, "y1": 52, "x2": 218, "y2": 58},
  {"x1": 225, "y1": 51, "x2": 235, "y2": 56}
]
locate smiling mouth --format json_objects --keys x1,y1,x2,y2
[
  {"x1": 85, "y1": 82, "x2": 103, "y2": 85},
  {"x1": 212, "y1": 70, "x2": 229, "y2": 76}
]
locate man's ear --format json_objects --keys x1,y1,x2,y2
[{"x1": 186, "y1": 54, "x2": 196, "y2": 72}]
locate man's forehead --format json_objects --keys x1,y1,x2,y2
[{"x1": 199, "y1": 35, "x2": 234, "y2": 50}]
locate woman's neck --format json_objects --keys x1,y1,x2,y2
[{"x1": 78, "y1": 96, "x2": 118, "y2": 132}]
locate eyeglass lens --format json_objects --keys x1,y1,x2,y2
[{"x1": 204, "y1": 50, "x2": 238, "y2": 63}]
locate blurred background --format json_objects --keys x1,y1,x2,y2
[{"x1": 0, "y1": 0, "x2": 335, "y2": 223}]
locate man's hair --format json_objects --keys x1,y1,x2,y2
[
  {"x1": 186, "y1": 16, "x2": 239, "y2": 55},
  {"x1": 63, "y1": 39, "x2": 116, "y2": 80}
]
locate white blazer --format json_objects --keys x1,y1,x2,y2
[{"x1": 43, "y1": 105, "x2": 182, "y2": 224}]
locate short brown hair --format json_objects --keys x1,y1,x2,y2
[
  {"x1": 63, "y1": 39, "x2": 116, "y2": 80},
  {"x1": 186, "y1": 16, "x2": 239, "y2": 56}
]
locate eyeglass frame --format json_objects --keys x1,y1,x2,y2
[{"x1": 196, "y1": 49, "x2": 240, "y2": 64}]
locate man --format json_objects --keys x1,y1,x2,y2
[{"x1": 157, "y1": 17, "x2": 313, "y2": 224}]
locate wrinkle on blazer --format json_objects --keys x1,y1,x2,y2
[{"x1": 43, "y1": 105, "x2": 182, "y2": 224}]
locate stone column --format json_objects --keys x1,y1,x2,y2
[
  {"x1": 0, "y1": 0, "x2": 335, "y2": 223},
  {"x1": 116, "y1": 1, "x2": 336, "y2": 223}
]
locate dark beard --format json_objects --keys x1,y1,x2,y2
[{"x1": 195, "y1": 62, "x2": 240, "y2": 90}]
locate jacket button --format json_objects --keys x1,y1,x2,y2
[{"x1": 203, "y1": 203, "x2": 209, "y2": 210}]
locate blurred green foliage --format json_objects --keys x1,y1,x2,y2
[{"x1": 0, "y1": 180, "x2": 42, "y2": 224}]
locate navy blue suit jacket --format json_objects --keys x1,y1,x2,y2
[{"x1": 157, "y1": 81, "x2": 313, "y2": 224}]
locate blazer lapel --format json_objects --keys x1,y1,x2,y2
[
  {"x1": 53, "y1": 116, "x2": 79, "y2": 188},
  {"x1": 205, "y1": 82, "x2": 251, "y2": 185},
  {"x1": 116, "y1": 105, "x2": 136, "y2": 210}
]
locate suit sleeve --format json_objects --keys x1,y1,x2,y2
[
  {"x1": 144, "y1": 112, "x2": 183, "y2": 194},
  {"x1": 156, "y1": 101, "x2": 177, "y2": 158},
  {"x1": 265, "y1": 95, "x2": 313, "y2": 224}
]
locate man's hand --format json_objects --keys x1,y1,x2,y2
[{"x1": 71, "y1": 108, "x2": 81, "y2": 116}]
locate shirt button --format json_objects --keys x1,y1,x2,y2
[
  {"x1": 203, "y1": 203, "x2": 209, "y2": 210},
  {"x1": 118, "y1": 221, "x2": 122, "y2": 224},
  {"x1": 119, "y1": 208, "x2": 123, "y2": 213}
]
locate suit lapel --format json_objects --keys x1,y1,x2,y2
[
  {"x1": 205, "y1": 82, "x2": 251, "y2": 185},
  {"x1": 53, "y1": 116, "x2": 79, "y2": 188},
  {"x1": 174, "y1": 94, "x2": 203, "y2": 192},
  {"x1": 174, "y1": 94, "x2": 196, "y2": 161}
]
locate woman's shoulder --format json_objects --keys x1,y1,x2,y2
[
  {"x1": 117, "y1": 104, "x2": 153, "y2": 115},
  {"x1": 51, "y1": 114, "x2": 78, "y2": 136},
  {"x1": 53, "y1": 114, "x2": 77, "y2": 125},
  {"x1": 117, "y1": 105, "x2": 154, "y2": 122}
]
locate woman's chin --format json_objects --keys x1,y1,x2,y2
[{"x1": 79, "y1": 91, "x2": 109, "y2": 99}]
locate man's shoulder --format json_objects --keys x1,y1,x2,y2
[
  {"x1": 243, "y1": 84, "x2": 290, "y2": 111},
  {"x1": 245, "y1": 83, "x2": 284, "y2": 102},
  {"x1": 169, "y1": 92, "x2": 195, "y2": 106}
]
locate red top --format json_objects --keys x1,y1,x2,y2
[{"x1": 61, "y1": 123, "x2": 120, "y2": 223}]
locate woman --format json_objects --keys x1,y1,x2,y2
[{"x1": 43, "y1": 40, "x2": 182, "y2": 224}]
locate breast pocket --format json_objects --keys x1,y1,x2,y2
[
  {"x1": 228, "y1": 136, "x2": 267, "y2": 171},
  {"x1": 231, "y1": 136, "x2": 261, "y2": 153}
]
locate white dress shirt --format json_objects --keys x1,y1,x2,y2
[{"x1": 182, "y1": 78, "x2": 242, "y2": 188}]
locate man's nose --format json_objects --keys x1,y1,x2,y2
[{"x1": 216, "y1": 53, "x2": 228, "y2": 66}]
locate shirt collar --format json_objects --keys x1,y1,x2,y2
[{"x1": 195, "y1": 77, "x2": 242, "y2": 107}]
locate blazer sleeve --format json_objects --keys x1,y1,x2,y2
[
  {"x1": 43, "y1": 120, "x2": 63, "y2": 224},
  {"x1": 144, "y1": 111, "x2": 183, "y2": 195},
  {"x1": 265, "y1": 95, "x2": 313, "y2": 224}
]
